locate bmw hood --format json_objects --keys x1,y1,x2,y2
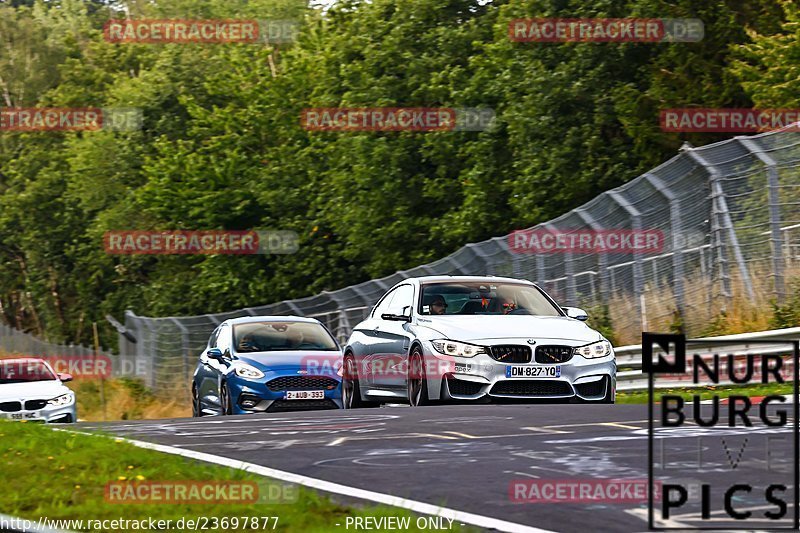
[
  {"x1": 416, "y1": 315, "x2": 604, "y2": 344},
  {"x1": 235, "y1": 350, "x2": 342, "y2": 376},
  {"x1": 0, "y1": 380, "x2": 70, "y2": 402}
]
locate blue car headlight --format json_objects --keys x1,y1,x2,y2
[
  {"x1": 234, "y1": 364, "x2": 265, "y2": 380},
  {"x1": 573, "y1": 340, "x2": 613, "y2": 359}
]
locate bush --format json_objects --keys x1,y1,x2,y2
[{"x1": 769, "y1": 279, "x2": 800, "y2": 329}]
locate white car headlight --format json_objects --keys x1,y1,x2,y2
[
  {"x1": 431, "y1": 340, "x2": 485, "y2": 358},
  {"x1": 234, "y1": 364, "x2": 265, "y2": 379},
  {"x1": 48, "y1": 393, "x2": 74, "y2": 407},
  {"x1": 573, "y1": 340, "x2": 613, "y2": 359}
]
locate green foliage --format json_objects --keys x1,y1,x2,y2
[
  {"x1": 0, "y1": 0, "x2": 792, "y2": 347},
  {"x1": 668, "y1": 308, "x2": 684, "y2": 335},
  {"x1": 699, "y1": 310, "x2": 730, "y2": 337},
  {"x1": 769, "y1": 279, "x2": 800, "y2": 329},
  {"x1": 0, "y1": 420, "x2": 463, "y2": 531},
  {"x1": 585, "y1": 304, "x2": 617, "y2": 346}
]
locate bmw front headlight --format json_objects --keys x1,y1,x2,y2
[
  {"x1": 234, "y1": 364, "x2": 265, "y2": 379},
  {"x1": 431, "y1": 340, "x2": 485, "y2": 358},
  {"x1": 48, "y1": 393, "x2": 75, "y2": 407},
  {"x1": 573, "y1": 340, "x2": 613, "y2": 359}
]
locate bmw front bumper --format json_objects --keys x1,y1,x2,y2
[
  {"x1": 0, "y1": 402, "x2": 76, "y2": 423},
  {"x1": 426, "y1": 339, "x2": 616, "y2": 402}
]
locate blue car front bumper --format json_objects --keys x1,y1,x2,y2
[{"x1": 227, "y1": 374, "x2": 343, "y2": 414}]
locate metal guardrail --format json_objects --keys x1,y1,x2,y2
[{"x1": 615, "y1": 327, "x2": 800, "y2": 391}]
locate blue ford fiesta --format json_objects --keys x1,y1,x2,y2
[{"x1": 192, "y1": 316, "x2": 343, "y2": 416}]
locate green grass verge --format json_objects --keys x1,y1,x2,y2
[
  {"x1": 0, "y1": 421, "x2": 474, "y2": 532},
  {"x1": 617, "y1": 381, "x2": 795, "y2": 404}
]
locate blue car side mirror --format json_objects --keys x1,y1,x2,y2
[{"x1": 207, "y1": 348, "x2": 224, "y2": 359}]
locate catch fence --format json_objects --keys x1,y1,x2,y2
[{"x1": 121, "y1": 126, "x2": 800, "y2": 392}]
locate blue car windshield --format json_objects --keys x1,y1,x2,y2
[
  {"x1": 233, "y1": 322, "x2": 339, "y2": 353},
  {"x1": 419, "y1": 282, "x2": 562, "y2": 316}
]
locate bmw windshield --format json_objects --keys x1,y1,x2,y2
[
  {"x1": 0, "y1": 360, "x2": 57, "y2": 384},
  {"x1": 233, "y1": 322, "x2": 339, "y2": 353},
  {"x1": 419, "y1": 282, "x2": 562, "y2": 317}
]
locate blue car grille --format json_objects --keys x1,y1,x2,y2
[
  {"x1": 266, "y1": 376, "x2": 338, "y2": 392},
  {"x1": 266, "y1": 399, "x2": 338, "y2": 412}
]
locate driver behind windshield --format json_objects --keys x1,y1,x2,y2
[
  {"x1": 429, "y1": 296, "x2": 448, "y2": 315},
  {"x1": 498, "y1": 295, "x2": 517, "y2": 314},
  {"x1": 238, "y1": 333, "x2": 263, "y2": 352}
]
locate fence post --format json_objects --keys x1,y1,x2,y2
[
  {"x1": 686, "y1": 149, "x2": 756, "y2": 303},
  {"x1": 607, "y1": 190, "x2": 645, "y2": 328},
  {"x1": 141, "y1": 320, "x2": 158, "y2": 390},
  {"x1": 325, "y1": 291, "x2": 353, "y2": 343},
  {"x1": 644, "y1": 173, "x2": 686, "y2": 317},
  {"x1": 575, "y1": 207, "x2": 609, "y2": 303},
  {"x1": 170, "y1": 318, "x2": 191, "y2": 399},
  {"x1": 737, "y1": 137, "x2": 786, "y2": 303},
  {"x1": 535, "y1": 253, "x2": 545, "y2": 288},
  {"x1": 544, "y1": 223, "x2": 575, "y2": 303},
  {"x1": 465, "y1": 242, "x2": 494, "y2": 275}
]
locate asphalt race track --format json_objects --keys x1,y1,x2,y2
[{"x1": 78, "y1": 403, "x2": 797, "y2": 533}]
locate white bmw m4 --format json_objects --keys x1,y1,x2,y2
[{"x1": 342, "y1": 276, "x2": 616, "y2": 407}]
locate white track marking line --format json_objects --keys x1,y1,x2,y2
[
  {"x1": 543, "y1": 419, "x2": 648, "y2": 429},
  {"x1": 59, "y1": 429, "x2": 552, "y2": 533},
  {"x1": 521, "y1": 426, "x2": 571, "y2": 434},
  {"x1": 599, "y1": 422, "x2": 642, "y2": 430},
  {"x1": 443, "y1": 431, "x2": 480, "y2": 438}
]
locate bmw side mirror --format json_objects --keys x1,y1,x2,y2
[
  {"x1": 381, "y1": 313, "x2": 412, "y2": 322},
  {"x1": 563, "y1": 307, "x2": 589, "y2": 321},
  {"x1": 207, "y1": 348, "x2": 224, "y2": 359},
  {"x1": 58, "y1": 373, "x2": 73, "y2": 383}
]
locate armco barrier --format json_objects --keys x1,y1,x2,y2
[{"x1": 616, "y1": 326, "x2": 800, "y2": 391}]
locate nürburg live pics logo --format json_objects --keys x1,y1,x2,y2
[{"x1": 644, "y1": 332, "x2": 799, "y2": 529}]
